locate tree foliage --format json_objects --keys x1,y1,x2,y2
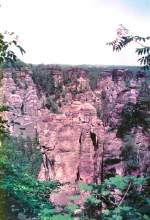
[
  {"x1": 0, "y1": 135, "x2": 60, "y2": 219},
  {"x1": 0, "y1": 31, "x2": 25, "y2": 66},
  {"x1": 107, "y1": 24, "x2": 150, "y2": 70},
  {"x1": 80, "y1": 175, "x2": 150, "y2": 220}
]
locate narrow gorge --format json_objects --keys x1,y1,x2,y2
[{"x1": 1, "y1": 65, "x2": 150, "y2": 207}]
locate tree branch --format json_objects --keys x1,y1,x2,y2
[{"x1": 118, "y1": 182, "x2": 131, "y2": 206}]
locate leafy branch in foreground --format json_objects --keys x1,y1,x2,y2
[
  {"x1": 107, "y1": 24, "x2": 150, "y2": 70},
  {"x1": 80, "y1": 175, "x2": 150, "y2": 219},
  {"x1": 0, "y1": 31, "x2": 25, "y2": 66}
]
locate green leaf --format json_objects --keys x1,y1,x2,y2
[
  {"x1": 79, "y1": 182, "x2": 93, "y2": 191},
  {"x1": 143, "y1": 215, "x2": 150, "y2": 220},
  {"x1": 105, "y1": 175, "x2": 128, "y2": 191},
  {"x1": 67, "y1": 203, "x2": 80, "y2": 212},
  {"x1": 85, "y1": 195, "x2": 100, "y2": 206}
]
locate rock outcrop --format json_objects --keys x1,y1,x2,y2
[{"x1": 1, "y1": 66, "x2": 150, "y2": 204}]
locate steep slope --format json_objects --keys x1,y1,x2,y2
[{"x1": 1, "y1": 66, "x2": 150, "y2": 189}]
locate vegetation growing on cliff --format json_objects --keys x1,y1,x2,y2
[
  {"x1": 31, "y1": 65, "x2": 61, "y2": 113},
  {"x1": 117, "y1": 83, "x2": 150, "y2": 138},
  {"x1": 31, "y1": 65, "x2": 55, "y2": 96},
  {"x1": 0, "y1": 105, "x2": 60, "y2": 220},
  {"x1": 0, "y1": 135, "x2": 59, "y2": 219},
  {"x1": 0, "y1": 30, "x2": 60, "y2": 220}
]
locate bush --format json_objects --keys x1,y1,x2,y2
[
  {"x1": 80, "y1": 175, "x2": 150, "y2": 220},
  {"x1": 0, "y1": 135, "x2": 59, "y2": 219}
]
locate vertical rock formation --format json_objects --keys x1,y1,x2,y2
[{"x1": 1, "y1": 66, "x2": 150, "y2": 195}]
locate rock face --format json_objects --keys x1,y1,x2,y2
[
  {"x1": 38, "y1": 101, "x2": 105, "y2": 184},
  {"x1": 1, "y1": 66, "x2": 150, "y2": 189}
]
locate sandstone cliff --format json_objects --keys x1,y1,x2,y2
[{"x1": 1, "y1": 66, "x2": 150, "y2": 192}]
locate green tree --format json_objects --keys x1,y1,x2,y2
[
  {"x1": 0, "y1": 31, "x2": 25, "y2": 65},
  {"x1": 107, "y1": 24, "x2": 150, "y2": 70},
  {"x1": 0, "y1": 135, "x2": 59, "y2": 219},
  {"x1": 0, "y1": 30, "x2": 25, "y2": 147},
  {"x1": 0, "y1": 29, "x2": 25, "y2": 219},
  {"x1": 80, "y1": 175, "x2": 150, "y2": 220}
]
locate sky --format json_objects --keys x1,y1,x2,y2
[{"x1": 0, "y1": 0, "x2": 150, "y2": 65}]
